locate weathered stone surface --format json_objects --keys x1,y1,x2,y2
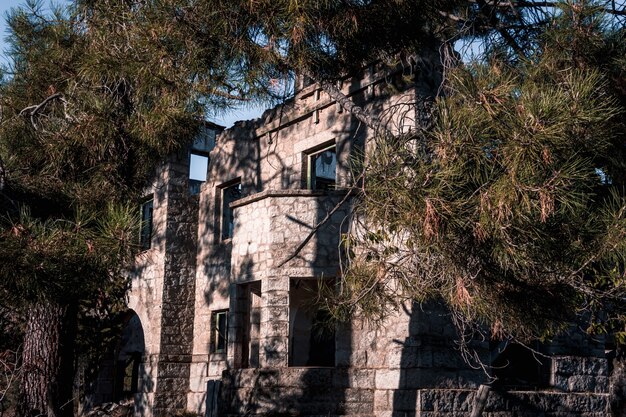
[
  {"x1": 106, "y1": 67, "x2": 612, "y2": 417},
  {"x1": 375, "y1": 370, "x2": 402, "y2": 390}
]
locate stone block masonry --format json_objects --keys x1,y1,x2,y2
[
  {"x1": 110, "y1": 64, "x2": 615, "y2": 417},
  {"x1": 152, "y1": 157, "x2": 200, "y2": 417}
]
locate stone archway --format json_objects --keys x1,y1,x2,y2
[{"x1": 113, "y1": 311, "x2": 145, "y2": 401}]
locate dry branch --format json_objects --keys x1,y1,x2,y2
[
  {"x1": 277, "y1": 188, "x2": 355, "y2": 268},
  {"x1": 19, "y1": 93, "x2": 72, "y2": 130}
]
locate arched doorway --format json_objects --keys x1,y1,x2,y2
[{"x1": 113, "y1": 311, "x2": 145, "y2": 401}]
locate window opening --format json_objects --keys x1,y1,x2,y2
[
  {"x1": 139, "y1": 198, "x2": 153, "y2": 250},
  {"x1": 221, "y1": 181, "x2": 242, "y2": 240},
  {"x1": 491, "y1": 342, "x2": 550, "y2": 389},
  {"x1": 116, "y1": 353, "x2": 141, "y2": 399},
  {"x1": 306, "y1": 144, "x2": 337, "y2": 191},
  {"x1": 235, "y1": 282, "x2": 261, "y2": 368},
  {"x1": 211, "y1": 310, "x2": 228, "y2": 353},
  {"x1": 189, "y1": 153, "x2": 209, "y2": 195},
  {"x1": 113, "y1": 312, "x2": 144, "y2": 401},
  {"x1": 289, "y1": 279, "x2": 335, "y2": 367},
  {"x1": 192, "y1": 125, "x2": 217, "y2": 153}
]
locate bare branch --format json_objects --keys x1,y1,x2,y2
[
  {"x1": 0, "y1": 155, "x2": 5, "y2": 192},
  {"x1": 19, "y1": 93, "x2": 67, "y2": 130},
  {"x1": 277, "y1": 188, "x2": 355, "y2": 267},
  {"x1": 19, "y1": 93, "x2": 62, "y2": 117}
]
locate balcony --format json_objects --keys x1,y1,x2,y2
[{"x1": 229, "y1": 189, "x2": 350, "y2": 282}]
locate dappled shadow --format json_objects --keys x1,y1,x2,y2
[
  {"x1": 113, "y1": 57, "x2": 466, "y2": 417},
  {"x1": 82, "y1": 310, "x2": 151, "y2": 416},
  {"x1": 207, "y1": 74, "x2": 374, "y2": 415},
  {"x1": 392, "y1": 301, "x2": 489, "y2": 417}
]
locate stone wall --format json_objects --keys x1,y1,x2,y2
[
  {"x1": 153, "y1": 155, "x2": 200, "y2": 417},
  {"x1": 186, "y1": 68, "x2": 381, "y2": 412},
  {"x1": 115, "y1": 62, "x2": 614, "y2": 417},
  {"x1": 93, "y1": 151, "x2": 203, "y2": 417}
]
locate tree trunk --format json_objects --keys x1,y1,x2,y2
[{"x1": 18, "y1": 301, "x2": 67, "y2": 417}]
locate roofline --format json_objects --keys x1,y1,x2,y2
[{"x1": 202, "y1": 120, "x2": 226, "y2": 131}]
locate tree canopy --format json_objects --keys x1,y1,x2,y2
[
  {"x1": 0, "y1": 0, "x2": 625, "y2": 415},
  {"x1": 333, "y1": 2, "x2": 626, "y2": 348},
  {"x1": 0, "y1": 2, "x2": 206, "y2": 415}
]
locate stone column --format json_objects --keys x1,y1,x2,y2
[
  {"x1": 260, "y1": 276, "x2": 290, "y2": 367},
  {"x1": 153, "y1": 155, "x2": 199, "y2": 417}
]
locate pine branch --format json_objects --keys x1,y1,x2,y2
[
  {"x1": 476, "y1": 0, "x2": 526, "y2": 56},
  {"x1": 467, "y1": 0, "x2": 626, "y2": 16},
  {"x1": 19, "y1": 93, "x2": 72, "y2": 130}
]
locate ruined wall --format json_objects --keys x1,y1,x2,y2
[
  {"x1": 208, "y1": 67, "x2": 611, "y2": 416},
  {"x1": 118, "y1": 62, "x2": 613, "y2": 417},
  {"x1": 152, "y1": 155, "x2": 199, "y2": 417},
  {"x1": 96, "y1": 151, "x2": 202, "y2": 417},
  {"x1": 187, "y1": 67, "x2": 390, "y2": 413}
]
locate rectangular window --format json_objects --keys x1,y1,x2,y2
[
  {"x1": 212, "y1": 310, "x2": 228, "y2": 353},
  {"x1": 221, "y1": 181, "x2": 242, "y2": 240},
  {"x1": 234, "y1": 281, "x2": 261, "y2": 368},
  {"x1": 189, "y1": 152, "x2": 209, "y2": 195},
  {"x1": 139, "y1": 198, "x2": 153, "y2": 250},
  {"x1": 306, "y1": 144, "x2": 337, "y2": 190},
  {"x1": 289, "y1": 279, "x2": 335, "y2": 367}
]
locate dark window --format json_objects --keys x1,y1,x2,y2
[
  {"x1": 116, "y1": 353, "x2": 141, "y2": 399},
  {"x1": 221, "y1": 182, "x2": 242, "y2": 240},
  {"x1": 289, "y1": 279, "x2": 335, "y2": 367},
  {"x1": 212, "y1": 310, "x2": 228, "y2": 353},
  {"x1": 235, "y1": 281, "x2": 261, "y2": 368},
  {"x1": 139, "y1": 199, "x2": 153, "y2": 250},
  {"x1": 491, "y1": 342, "x2": 550, "y2": 389},
  {"x1": 113, "y1": 312, "x2": 144, "y2": 401},
  {"x1": 306, "y1": 144, "x2": 337, "y2": 190}
]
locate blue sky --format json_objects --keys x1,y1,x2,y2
[
  {"x1": 0, "y1": 0, "x2": 19, "y2": 64},
  {"x1": 0, "y1": 0, "x2": 264, "y2": 127}
]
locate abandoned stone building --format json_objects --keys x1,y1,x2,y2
[{"x1": 86, "y1": 65, "x2": 613, "y2": 417}]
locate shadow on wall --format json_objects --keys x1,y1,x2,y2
[
  {"x1": 214, "y1": 90, "x2": 375, "y2": 416},
  {"x1": 82, "y1": 310, "x2": 152, "y2": 414},
  {"x1": 390, "y1": 300, "x2": 610, "y2": 416},
  {"x1": 390, "y1": 302, "x2": 553, "y2": 416},
  {"x1": 391, "y1": 302, "x2": 489, "y2": 417}
]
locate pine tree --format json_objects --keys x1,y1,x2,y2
[
  {"x1": 1, "y1": 0, "x2": 625, "y2": 414},
  {"x1": 0, "y1": 2, "x2": 203, "y2": 416},
  {"x1": 336, "y1": 2, "x2": 626, "y2": 347}
]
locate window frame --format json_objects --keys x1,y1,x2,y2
[
  {"x1": 139, "y1": 197, "x2": 154, "y2": 251},
  {"x1": 188, "y1": 151, "x2": 210, "y2": 195},
  {"x1": 303, "y1": 141, "x2": 337, "y2": 191},
  {"x1": 219, "y1": 179, "x2": 242, "y2": 241},
  {"x1": 211, "y1": 309, "x2": 229, "y2": 354}
]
